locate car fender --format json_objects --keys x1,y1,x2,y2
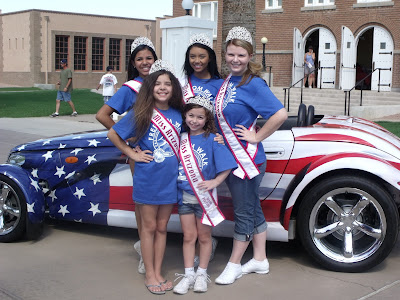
[
  {"x1": 0, "y1": 164, "x2": 45, "y2": 224},
  {"x1": 282, "y1": 152, "x2": 400, "y2": 229}
]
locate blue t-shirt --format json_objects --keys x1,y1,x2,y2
[
  {"x1": 188, "y1": 74, "x2": 224, "y2": 102},
  {"x1": 177, "y1": 133, "x2": 237, "y2": 204},
  {"x1": 112, "y1": 107, "x2": 182, "y2": 205},
  {"x1": 106, "y1": 77, "x2": 144, "y2": 114},
  {"x1": 215, "y1": 76, "x2": 284, "y2": 165}
]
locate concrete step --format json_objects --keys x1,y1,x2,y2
[{"x1": 269, "y1": 87, "x2": 400, "y2": 119}]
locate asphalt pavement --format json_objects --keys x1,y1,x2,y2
[{"x1": 0, "y1": 115, "x2": 399, "y2": 300}]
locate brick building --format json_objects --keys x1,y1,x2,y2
[
  {"x1": 173, "y1": 0, "x2": 399, "y2": 91},
  {"x1": 0, "y1": 9, "x2": 166, "y2": 88}
]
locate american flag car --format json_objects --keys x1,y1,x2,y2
[{"x1": 1, "y1": 106, "x2": 400, "y2": 272}]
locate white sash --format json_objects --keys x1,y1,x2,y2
[
  {"x1": 215, "y1": 74, "x2": 260, "y2": 179},
  {"x1": 123, "y1": 80, "x2": 142, "y2": 93},
  {"x1": 182, "y1": 78, "x2": 195, "y2": 103},
  {"x1": 151, "y1": 109, "x2": 180, "y2": 160},
  {"x1": 180, "y1": 132, "x2": 225, "y2": 227}
]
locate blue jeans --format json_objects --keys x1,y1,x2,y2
[{"x1": 226, "y1": 161, "x2": 267, "y2": 242}]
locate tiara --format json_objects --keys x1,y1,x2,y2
[
  {"x1": 149, "y1": 60, "x2": 176, "y2": 76},
  {"x1": 226, "y1": 26, "x2": 253, "y2": 45},
  {"x1": 186, "y1": 95, "x2": 214, "y2": 113},
  {"x1": 131, "y1": 37, "x2": 155, "y2": 54},
  {"x1": 188, "y1": 33, "x2": 213, "y2": 49}
]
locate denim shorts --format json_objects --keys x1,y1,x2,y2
[
  {"x1": 57, "y1": 91, "x2": 71, "y2": 101},
  {"x1": 225, "y1": 161, "x2": 267, "y2": 242},
  {"x1": 178, "y1": 203, "x2": 204, "y2": 219}
]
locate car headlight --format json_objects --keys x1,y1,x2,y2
[{"x1": 7, "y1": 153, "x2": 26, "y2": 166}]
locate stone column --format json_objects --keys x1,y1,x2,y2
[{"x1": 221, "y1": 0, "x2": 256, "y2": 76}]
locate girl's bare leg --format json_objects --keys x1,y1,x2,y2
[
  {"x1": 153, "y1": 204, "x2": 174, "y2": 290},
  {"x1": 180, "y1": 214, "x2": 198, "y2": 268},
  {"x1": 196, "y1": 217, "x2": 212, "y2": 269}
]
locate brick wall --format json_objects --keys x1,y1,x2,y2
[{"x1": 173, "y1": 0, "x2": 400, "y2": 88}]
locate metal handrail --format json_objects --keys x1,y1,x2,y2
[
  {"x1": 343, "y1": 67, "x2": 391, "y2": 115},
  {"x1": 263, "y1": 66, "x2": 272, "y2": 87},
  {"x1": 283, "y1": 67, "x2": 317, "y2": 112}
]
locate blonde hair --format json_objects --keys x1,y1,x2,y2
[{"x1": 225, "y1": 39, "x2": 262, "y2": 87}]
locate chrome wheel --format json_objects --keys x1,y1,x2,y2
[
  {"x1": 0, "y1": 179, "x2": 22, "y2": 236},
  {"x1": 310, "y1": 187, "x2": 385, "y2": 263},
  {"x1": 298, "y1": 175, "x2": 398, "y2": 272}
]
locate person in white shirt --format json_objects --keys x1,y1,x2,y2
[{"x1": 96, "y1": 66, "x2": 118, "y2": 103}]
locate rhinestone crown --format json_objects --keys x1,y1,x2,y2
[
  {"x1": 186, "y1": 95, "x2": 214, "y2": 113},
  {"x1": 131, "y1": 37, "x2": 155, "y2": 54},
  {"x1": 149, "y1": 60, "x2": 176, "y2": 77},
  {"x1": 188, "y1": 33, "x2": 213, "y2": 49},
  {"x1": 226, "y1": 26, "x2": 253, "y2": 45}
]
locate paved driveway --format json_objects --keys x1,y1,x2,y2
[{"x1": 0, "y1": 116, "x2": 399, "y2": 300}]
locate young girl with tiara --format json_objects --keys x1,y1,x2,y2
[
  {"x1": 96, "y1": 36, "x2": 158, "y2": 275},
  {"x1": 96, "y1": 37, "x2": 158, "y2": 129},
  {"x1": 181, "y1": 32, "x2": 224, "y2": 267},
  {"x1": 108, "y1": 60, "x2": 183, "y2": 295},
  {"x1": 214, "y1": 27, "x2": 287, "y2": 285},
  {"x1": 173, "y1": 95, "x2": 237, "y2": 294}
]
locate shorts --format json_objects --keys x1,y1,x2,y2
[
  {"x1": 178, "y1": 203, "x2": 204, "y2": 219},
  {"x1": 57, "y1": 91, "x2": 72, "y2": 101},
  {"x1": 103, "y1": 96, "x2": 112, "y2": 103},
  {"x1": 225, "y1": 161, "x2": 267, "y2": 242},
  {"x1": 304, "y1": 65, "x2": 315, "y2": 75}
]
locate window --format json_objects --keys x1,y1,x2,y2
[
  {"x1": 126, "y1": 39, "x2": 135, "y2": 71},
  {"x1": 92, "y1": 37, "x2": 104, "y2": 71},
  {"x1": 109, "y1": 38, "x2": 121, "y2": 71},
  {"x1": 305, "y1": 0, "x2": 334, "y2": 6},
  {"x1": 55, "y1": 35, "x2": 69, "y2": 70},
  {"x1": 74, "y1": 36, "x2": 87, "y2": 71},
  {"x1": 266, "y1": 0, "x2": 282, "y2": 9},
  {"x1": 192, "y1": 1, "x2": 218, "y2": 37}
]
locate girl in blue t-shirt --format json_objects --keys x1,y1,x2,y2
[
  {"x1": 108, "y1": 61, "x2": 183, "y2": 295},
  {"x1": 214, "y1": 27, "x2": 288, "y2": 286},
  {"x1": 181, "y1": 32, "x2": 224, "y2": 271},
  {"x1": 96, "y1": 36, "x2": 158, "y2": 275},
  {"x1": 173, "y1": 95, "x2": 237, "y2": 295}
]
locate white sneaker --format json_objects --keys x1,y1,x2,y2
[
  {"x1": 138, "y1": 256, "x2": 146, "y2": 274},
  {"x1": 173, "y1": 273, "x2": 195, "y2": 295},
  {"x1": 134, "y1": 240, "x2": 141, "y2": 256},
  {"x1": 241, "y1": 258, "x2": 270, "y2": 275},
  {"x1": 133, "y1": 240, "x2": 145, "y2": 274},
  {"x1": 194, "y1": 273, "x2": 211, "y2": 293},
  {"x1": 215, "y1": 263, "x2": 242, "y2": 285}
]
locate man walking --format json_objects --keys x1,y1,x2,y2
[{"x1": 51, "y1": 59, "x2": 78, "y2": 117}]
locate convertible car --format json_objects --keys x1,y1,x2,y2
[{"x1": 1, "y1": 104, "x2": 399, "y2": 272}]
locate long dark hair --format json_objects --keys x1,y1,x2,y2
[
  {"x1": 183, "y1": 43, "x2": 220, "y2": 79},
  {"x1": 127, "y1": 45, "x2": 158, "y2": 81},
  {"x1": 133, "y1": 70, "x2": 183, "y2": 141},
  {"x1": 182, "y1": 103, "x2": 216, "y2": 137}
]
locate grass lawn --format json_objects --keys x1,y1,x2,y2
[
  {"x1": 376, "y1": 121, "x2": 400, "y2": 137},
  {"x1": 0, "y1": 88, "x2": 103, "y2": 117}
]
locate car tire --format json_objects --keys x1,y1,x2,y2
[
  {"x1": 297, "y1": 175, "x2": 399, "y2": 272},
  {"x1": 0, "y1": 174, "x2": 27, "y2": 242}
]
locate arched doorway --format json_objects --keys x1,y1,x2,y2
[
  {"x1": 357, "y1": 26, "x2": 393, "y2": 91},
  {"x1": 292, "y1": 27, "x2": 337, "y2": 88},
  {"x1": 356, "y1": 28, "x2": 373, "y2": 90}
]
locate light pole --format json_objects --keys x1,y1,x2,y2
[
  {"x1": 261, "y1": 37, "x2": 268, "y2": 71},
  {"x1": 182, "y1": 0, "x2": 194, "y2": 15}
]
